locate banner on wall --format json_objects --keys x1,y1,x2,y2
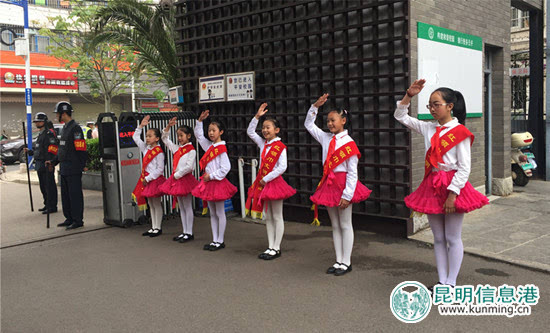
[
  {"x1": 0, "y1": 67, "x2": 78, "y2": 94},
  {"x1": 417, "y1": 22, "x2": 483, "y2": 119}
]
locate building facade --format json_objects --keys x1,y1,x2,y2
[{"x1": 174, "y1": 0, "x2": 544, "y2": 236}]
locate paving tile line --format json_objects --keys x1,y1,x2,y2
[
  {"x1": 0, "y1": 225, "x2": 112, "y2": 250},
  {"x1": 496, "y1": 232, "x2": 550, "y2": 255}
]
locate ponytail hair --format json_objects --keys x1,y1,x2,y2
[
  {"x1": 177, "y1": 125, "x2": 194, "y2": 141},
  {"x1": 148, "y1": 127, "x2": 167, "y2": 166},
  {"x1": 433, "y1": 87, "x2": 466, "y2": 125}
]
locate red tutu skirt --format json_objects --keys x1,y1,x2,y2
[
  {"x1": 142, "y1": 176, "x2": 166, "y2": 198},
  {"x1": 405, "y1": 170, "x2": 489, "y2": 214},
  {"x1": 159, "y1": 173, "x2": 199, "y2": 197},
  {"x1": 310, "y1": 172, "x2": 372, "y2": 207},
  {"x1": 248, "y1": 175, "x2": 296, "y2": 203},
  {"x1": 191, "y1": 178, "x2": 237, "y2": 201}
]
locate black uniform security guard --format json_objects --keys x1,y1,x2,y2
[
  {"x1": 48, "y1": 102, "x2": 88, "y2": 230},
  {"x1": 28, "y1": 112, "x2": 58, "y2": 214}
]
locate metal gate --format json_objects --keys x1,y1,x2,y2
[
  {"x1": 175, "y1": 0, "x2": 411, "y2": 233},
  {"x1": 118, "y1": 111, "x2": 199, "y2": 216}
]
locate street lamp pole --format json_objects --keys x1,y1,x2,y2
[
  {"x1": 0, "y1": 0, "x2": 33, "y2": 155},
  {"x1": 22, "y1": 0, "x2": 32, "y2": 153}
]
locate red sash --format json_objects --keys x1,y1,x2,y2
[
  {"x1": 424, "y1": 124, "x2": 474, "y2": 178},
  {"x1": 198, "y1": 143, "x2": 227, "y2": 215},
  {"x1": 245, "y1": 140, "x2": 286, "y2": 219},
  {"x1": 172, "y1": 144, "x2": 195, "y2": 175},
  {"x1": 312, "y1": 141, "x2": 361, "y2": 225},
  {"x1": 199, "y1": 144, "x2": 227, "y2": 171},
  {"x1": 132, "y1": 145, "x2": 162, "y2": 210},
  {"x1": 171, "y1": 144, "x2": 195, "y2": 209}
]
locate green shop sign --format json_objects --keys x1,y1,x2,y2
[{"x1": 418, "y1": 22, "x2": 482, "y2": 51}]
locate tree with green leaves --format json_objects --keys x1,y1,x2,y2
[
  {"x1": 39, "y1": 1, "x2": 145, "y2": 113},
  {"x1": 92, "y1": 0, "x2": 179, "y2": 88}
]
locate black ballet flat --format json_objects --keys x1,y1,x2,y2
[
  {"x1": 209, "y1": 242, "x2": 225, "y2": 251},
  {"x1": 204, "y1": 243, "x2": 215, "y2": 250},
  {"x1": 334, "y1": 264, "x2": 352, "y2": 276},
  {"x1": 142, "y1": 229, "x2": 154, "y2": 236},
  {"x1": 326, "y1": 262, "x2": 342, "y2": 274},
  {"x1": 173, "y1": 234, "x2": 185, "y2": 241},
  {"x1": 258, "y1": 248, "x2": 272, "y2": 259},
  {"x1": 179, "y1": 234, "x2": 194, "y2": 243},
  {"x1": 149, "y1": 229, "x2": 162, "y2": 237},
  {"x1": 265, "y1": 250, "x2": 281, "y2": 260}
]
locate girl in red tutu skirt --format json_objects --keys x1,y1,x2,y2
[
  {"x1": 160, "y1": 117, "x2": 199, "y2": 243},
  {"x1": 395, "y1": 79, "x2": 489, "y2": 289},
  {"x1": 246, "y1": 103, "x2": 296, "y2": 260},
  {"x1": 192, "y1": 110, "x2": 237, "y2": 251},
  {"x1": 305, "y1": 94, "x2": 372, "y2": 276},
  {"x1": 132, "y1": 115, "x2": 166, "y2": 237}
]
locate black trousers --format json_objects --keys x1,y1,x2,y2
[
  {"x1": 37, "y1": 168, "x2": 58, "y2": 209},
  {"x1": 60, "y1": 173, "x2": 84, "y2": 225}
]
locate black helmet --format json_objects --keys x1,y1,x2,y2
[
  {"x1": 33, "y1": 112, "x2": 48, "y2": 122},
  {"x1": 54, "y1": 101, "x2": 73, "y2": 115}
]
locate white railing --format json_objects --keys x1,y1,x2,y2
[{"x1": 237, "y1": 157, "x2": 257, "y2": 218}]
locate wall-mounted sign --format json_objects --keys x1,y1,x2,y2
[
  {"x1": 140, "y1": 101, "x2": 179, "y2": 112},
  {"x1": 199, "y1": 75, "x2": 225, "y2": 103},
  {"x1": 417, "y1": 22, "x2": 483, "y2": 119},
  {"x1": 510, "y1": 67, "x2": 529, "y2": 77},
  {"x1": 169, "y1": 85, "x2": 184, "y2": 104},
  {"x1": 0, "y1": 67, "x2": 78, "y2": 93},
  {"x1": 226, "y1": 71, "x2": 254, "y2": 101}
]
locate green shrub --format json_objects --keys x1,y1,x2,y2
[{"x1": 86, "y1": 138, "x2": 101, "y2": 171}]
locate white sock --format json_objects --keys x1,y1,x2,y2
[
  {"x1": 271, "y1": 200, "x2": 285, "y2": 251},
  {"x1": 214, "y1": 201, "x2": 226, "y2": 243},
  {"x1": 339, "y1": 205, "x2": 354, "y2": 266},
  {"x1": 428, "y1": 214, "x2": 448, "y2": 284},
  {"x1": 183, "y1": 195, "x2": 194, "y2": 235},
  {"x1": 208, "y1": 201, "x2": 219, "y2": 243},
  {"x1": 265, "y1": 203, "x2": 275, "y2": 249},
  {"x1": 327, "y1": 207, "x2": 343, "y2": 264},
  {"x1": 444, "y1": 213, "x2": 465, "y2": 286}
]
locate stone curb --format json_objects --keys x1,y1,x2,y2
[{"x1": 408, "y1": 236, "x2": 550, "y2": 274}]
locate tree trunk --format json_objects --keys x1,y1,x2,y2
[{"x1": 104, "y1": 94, "x2": 111, "y2": 113}]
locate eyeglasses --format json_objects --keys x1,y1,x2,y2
[{"x1": 426, "y1": 103, "x2": 448, "y2": 110}]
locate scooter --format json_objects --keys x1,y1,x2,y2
[{"x1": 511, "y1": 132, "x2": 536, "y2": 186}]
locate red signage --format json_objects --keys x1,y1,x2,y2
[
  {"x1": 0, "y1": 67, "x2": 78, "y2": 93},
  {"x1": 119, "y1": 131, "x2": 135, "y2": 138},
  {"x1": 140, "y1": 101, "x2": 178, "y2": 112},
  {"x1": 121, "y1": 159, "x2": 140, "y2": 166}
]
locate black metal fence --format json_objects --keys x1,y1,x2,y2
[{"x1": 175, "y1": 0, "x2": 411, "y2": 233}]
